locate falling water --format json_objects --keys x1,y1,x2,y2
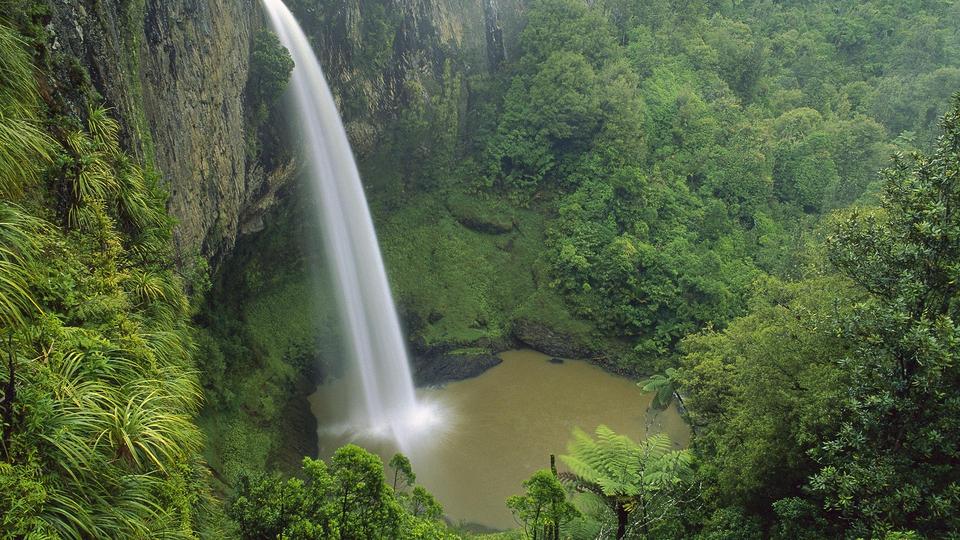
[{"x1": 262, "y1": 0, "x2": 435, "y2": 451}]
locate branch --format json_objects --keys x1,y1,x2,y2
[{"x1": 625, "y1": 481, "x2": 703, "y2": 534}]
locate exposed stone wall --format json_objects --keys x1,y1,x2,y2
[
  {"x1": 43, "y1": 0, "x2": 525, "y2": 267},
  {"x1": 138, "y1": 0, "x2": 267, "y2": 265},
  {"x1": 303, "y1": 0, "x2": 526, "y2": 156},
  {"x1": 44, "y1": 0, "x2": 279, "y2": 266}
]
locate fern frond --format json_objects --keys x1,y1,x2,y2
[{"x1": 639, "y1": 433, "x2": 673, "y2": 459}]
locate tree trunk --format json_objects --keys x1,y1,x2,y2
[
  {"x1": 1, "y1": 343, "x2": 15, "y2": 461},
  {"x1": 549, "y1": 454, "x2": 559, "y2": 540},
  {"x1": 532, "y1": 503, "x2": 542, "y2": 540},
  {"x1": 616, "y1": 502, "x2": 629, "y2": 540}
]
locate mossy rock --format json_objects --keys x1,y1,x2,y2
[
  {"x1": 510, "y1": 289, "x2": 598, "y2": 358},
  {"x1": 446, "y1": 192, "x2": 515, "y2": 234},
  {"x1": 412, "y1": 350, "x2": 503, "y2": 386}
]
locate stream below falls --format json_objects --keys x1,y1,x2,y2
[{"x1": 309, "y1": 349, "x2": 690, "y2": 530}]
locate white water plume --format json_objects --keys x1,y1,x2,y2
[{"x1": 262, "y1": 0, "x2": 438, "y2": 452}]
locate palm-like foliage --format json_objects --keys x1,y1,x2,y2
[
  {"x1": 128, "y1": 270, "x2": 168, "y2": 305},
  {"x1": 89, "y1": 105, "x2": 167, "y2": 232},
  {"x1": 0, "y1": 259, "x2": 36, "y2": 328},
  {"x1": 0, "y1": 21, "x2": 49, "y2": 328},
  {"x1": 64, "y1": 130, "x2": 119, "y2": 229},
  {"x1": 61, "y1": 107, "x2": 169, "y2": 234},
  {"x1": 86, "y1": 105, "x2": 122, "y2": 155},
  {"x1": 0, "y1": 22, "x2": 38, "y2": 108},
  {"x1": 41, "y1": 472, "x2": 194, "y2": 540},
  {"x1": 639, "y1": 367, "x2": 680, "y2": 410},
  {"x1": 564, "y1": 426, "x2": 650, "y2": 497},
  {"x1": 563, "y1": 426, "x2": 691, "y2": 495},
  {"x1": 0, "y1": 22, "x2": 51, "y2": 196},
  {"x1": 560, "y1": 425, "x2": 693, "y2": 539},
  {"x1": 0, "y1": 113, "x2": 52, "y2": 195},
  {"x1": 37, "y1": 337, "x2": 205, "y2": 536},
  {"x1": 116, "y1": 157, "x2": 164, "y2": 231},
  {"x1": 0, "y1": 22, "x2": 211, "y2": 537},
  {"x1": 95, "y1": 384, "x2": 202, "y2": 471},
  {"x1": 0, "y1": 204, "x2": 41, "y2": 327}
]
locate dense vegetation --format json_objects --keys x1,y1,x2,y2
[
  {"x1": 281, "y1": 0, "x2": 960, "y2": 537},
  {"x1": 2, "y1": 0, "x2": 959, "y2": 538},
  {"x1": 236, "y1": 0, "x2": 960, "y2": 377},
  {"x1": 201, "y1": 0, "x2": 960, "y2": 537},
  {"x1": 0, "y1": 19, "x2": 215, "y2": 536},
  {"x1": 679, "y1": 98, "x2": 960, "y2": 538},
  {"x1": 466, "y1": 0, "x2": 959, "y2": 367},
  {"x1": 228, "y1": 446, "x2": 454, "y2": 539}
]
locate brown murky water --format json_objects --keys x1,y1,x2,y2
[{"x1": 309, "y1": 349, "x2": 689, "y2": 530}]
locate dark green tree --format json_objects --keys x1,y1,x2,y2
[
  {"x1": 245, "y1": 29, "x2": 295, "y2": 162},
  {"x1": 809, "y1": 95, "x2": 960, "y2": 537},
  {"x1": 247, "y1": 29, "x2": 295, "y2": 110},
  {"x1": 229, "y1": 446, "x2": 454, "y2": 539},
  {"x1": 679, "y1": 276, "x2": 853, "y2": 513},
  {"x1": 507, "y1": 469, "x2": 580, "y2": 540},
  {"x1": 519, "y1": 0, "x2": 617, "y2": 68},
  {"x1": 389, "y1": 452, "x2": 416, "y2": 491}
]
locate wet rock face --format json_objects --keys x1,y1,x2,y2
[
  {"x1": 139, "y1": 0, "x2": 266, "y2": 266},
  {"x1": 44, "y1": 0, "x2": 282, "y2": 267},
  {"x1": 412, "y1": 351, "x2": 503, "y2": 386},
  {"x1": 512, "y1": 318, "x2": 597, "y2": 359},
  {"x1": 43, "y1": 0, "x2": 525, "y2": 268},
  {"x1": 293, "y1": 0, "x2": 526, "y2": 157}
]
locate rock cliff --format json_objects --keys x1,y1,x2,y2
[
  {"x1": 42, "y1": 0, "x2": 524, "y2": 267},
  {"x1": 44, "y1": 0, "x2": 281, "y2": 267}
]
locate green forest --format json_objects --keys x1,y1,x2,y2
[{"x1": 1, "y1": 0, "x2": 959, "y2": 538}]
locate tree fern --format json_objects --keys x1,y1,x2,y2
[
  {"x1": 640, "y1": 367, "x2": 679, "y2": 410},
  {"x1": 560, "y1": 425, "x2": 694, "y2": 539}
]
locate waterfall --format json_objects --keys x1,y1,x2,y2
[{"x1": 262, "y1": 0, "x2": 433, "y2": 451}]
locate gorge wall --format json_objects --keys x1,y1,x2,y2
[{"x1": 41, "y1": 0, "x2": 526, "y2": 268}]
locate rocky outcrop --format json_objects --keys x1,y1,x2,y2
[
  {"x1": 42, "y1": 0, "x2": 526, "y2": 268},
  {"x1": 138, "y1": 0, "x2": 284, "y2": 266},
  {"x1": 412, "y1": 351, "x2": 503, "y2": 386},
  {"x1": 512, "y1": 317, "x2": 598, "y2": 359},
  {"x1": 301, "y1": 0, "x2": 527, "y2": 156},
  {"x1": 43, "y1": 0, "x2": 286, "y2": 267}
]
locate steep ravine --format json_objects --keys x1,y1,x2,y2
[
  {"x1": 42, "y1": 0, "x2": 525, "y2": 267},
  {"x1": 36, "y1": 0, "x2": 535, "y2": 485}
]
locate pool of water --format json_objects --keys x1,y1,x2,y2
[{"x1": 309, "y1": 349, "x2": 689, "y2": 530}]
